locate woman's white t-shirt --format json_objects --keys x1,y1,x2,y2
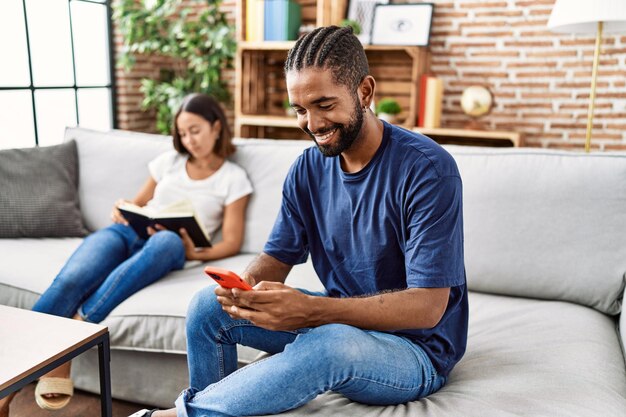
[{"x1": 146, "y1": 151, "x2": 253, "y2": 238}]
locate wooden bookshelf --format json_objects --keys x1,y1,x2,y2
[
  {"x1": 235, "y1": 0, "x2": 431, "y2": 139},
  {"x1": 414, "y1": 127, "x2": 522, "y2": 147}
]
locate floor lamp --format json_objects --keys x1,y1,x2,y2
[{"x1": 548, "y1": 0, "x2": 626, "y2": 153}]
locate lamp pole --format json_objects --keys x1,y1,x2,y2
[{"x1": 585, "y1": 21, "x2": 603, "y2": 153}]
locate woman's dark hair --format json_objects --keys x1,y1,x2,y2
[
  {"x1": 172, "y1": 93, "x2": 235, "y2": 158},
  {"x1": 284, "y1": 25, "x2": 369, "y2": 92}
]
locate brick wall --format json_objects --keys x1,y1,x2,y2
[
  {"x1": 426, "y1": 0, "x2": 626, "y2": 150},
  {"x1": 114, "y1": 0, "x2": 626, "y2": 150},
  {"x1": 112, "y1": 0, "x2": 236, "y2": 134}
]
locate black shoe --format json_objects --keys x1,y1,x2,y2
[{"x1": 128, "y1": 409, "x2": 158, "y2": 417}]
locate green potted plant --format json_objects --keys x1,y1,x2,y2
[
  {"x1": 376, "y1": 98, "x2": 402, "y2": 124},
  {"x1": 114, "y1": 0, "x2": 236, "y2": 134},
  {"x1": 340, "y1": 19, "x2": 362, "y2": 35}
]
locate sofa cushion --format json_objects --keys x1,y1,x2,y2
[
  {"x1": 447, "y1": 146, "x2": 626, "y2": 315},
  {"x1": 102, "y1": 254, "x2": 322, "y2": 354},
  {"x1": 0, "y1": 237, "x2": 84, "y2": 310},
  {"x1": 64, "y1": 127, "x2": 171, "y2": 232},
  {"x1": 59, "y1": 129, "x2": 626, "y2": 315},
  {"x1": 0, "y1": 141, "x2": 88, "y2": 238},
  {"x1": 268, "y1": 292, "x2": 626, "y2": 416},
  {"x1": 0, "y1": 233, "x2": 323, "y2": 356},
  {"x1": 102, "y1": 255, "x2": 258, "y2": 354},
  {"x1": 231, "y1": 139, "x2": 313, "y2": 253},
  {"x1": 64, "y1": 129, "x2": 313, "y2": 255}
]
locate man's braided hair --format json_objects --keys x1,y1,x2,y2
[{"x1": 284, "y1": 26, "x2": 369, "y2": 92}]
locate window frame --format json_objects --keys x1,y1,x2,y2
[{"x1": 0, "y1": 0, "x2": 117, "y2": 146}]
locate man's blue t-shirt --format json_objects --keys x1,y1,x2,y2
[{"x1": 264, "y1": 122, "x2": 468, "y2": 377}]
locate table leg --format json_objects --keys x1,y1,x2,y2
[{"x1": 98, "y1": 333, "x2": 112, "y2": 417}]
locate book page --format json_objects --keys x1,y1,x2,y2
[
  {"x1": 156, "y1": 200, "x2": 211, "y2": 243},
  {"x1": 118, "y1": 202, "x2": 156, "y2": 217},
  {"x1": 119, "y1": 200, "x2": 211, "y2": 247},
  {"x1": 159, "y1": 199, "x2": 194, "y2": 215}
]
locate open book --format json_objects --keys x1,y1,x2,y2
[{"x1": 117, "y1": 200, "x2": 212, "y2": 247}]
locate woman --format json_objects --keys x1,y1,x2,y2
[{"x1": 0, "y1": 93, "x2": 252, "y2": 415}]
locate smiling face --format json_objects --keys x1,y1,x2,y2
[
  {"x1": 175, "y1": 111, "x2": 221, "y2": 160},
  {"x1": 287, "y1": 67, "x2": 365, "y2": 157}
]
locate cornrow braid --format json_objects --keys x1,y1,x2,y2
[
  {"x1": 315, "y1": 26, "x2": 352, "y2": 66},
  {"x1": 286, "y1": 27, "x2": 317, "y2": 71},
  {"x1": 304, "y1": 26, "x2": 335, "y2": 67},
  {"x1": 284, "y1": 25, "x2": 369, "y2": 92}
]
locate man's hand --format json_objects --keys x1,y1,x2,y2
[
  {"x1": 214, "y1": 272, "x2": 256, "y2": 312},
  {"x1": 215, "y1": 281, "x2": 314, "y2": 331}
]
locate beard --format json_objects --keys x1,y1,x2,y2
[{"x1": 304, "y1": 99, "x2": 364, "y2": 157}]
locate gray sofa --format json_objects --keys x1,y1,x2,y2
[{"x1": 1, "y1": 127, "x2": 625, "y2": 416}]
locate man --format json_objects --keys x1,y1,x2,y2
[{"x1": 131, "y1": 25, "x2": 467, "y2": 417}]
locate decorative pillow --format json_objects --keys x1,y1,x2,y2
[{"x1": 0, "y1": 140, "x2": 88, "y2": 238}]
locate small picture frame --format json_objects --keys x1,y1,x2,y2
[
  {"x1": 347, "y1": 0, "x2": 390, "y2": 44},
  {"x1": 370, "y1": 3, "x2": 434, "y2": 46}
]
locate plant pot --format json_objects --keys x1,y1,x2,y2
[{"x1": 378, "y1": 113, "x2": 397, "y2": 124}]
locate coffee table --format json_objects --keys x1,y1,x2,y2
[{"x1": 0, "y1": 305, "x2": 112, "y2": 417}]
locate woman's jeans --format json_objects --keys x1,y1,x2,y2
[
  {"x1": 32, "y1": 223, "x2": 185, "y2": 323},
  {"x1": 175, "y1": 286, "x2": 447, "y2": 417}
]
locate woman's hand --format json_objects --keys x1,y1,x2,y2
[
  {"x1": 179, "y1": 228, "x2": 205, "y2": 260},
  {"x1": 146, "y1": 223, "x2": 165, "y2": 237},
  {"x1": 145, "y1": 225, "x2": 203, "y2": 260},
  {"x1": 111, "y1": 199, "x2": 130, "y2": 225}
]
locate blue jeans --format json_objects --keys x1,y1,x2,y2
[
  {"x1": 32, "y1": 223, "x2": 185, "y2": 323},
  {"x1": 175, "y1": 286, "x2": 446, "y2": 417}
]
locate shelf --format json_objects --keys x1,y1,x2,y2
[
  {"x1": 237, "y1": 115, "x2": 414, "y2": 130},
  {"x1": 238, "y1": 114, "x2": 299, "y2": 128},
  {"x1": 235, "y1": 47, "x2": 430, "y2": 137},
  {"x1": 413, "y1": 127, "x2": 522, "y2": 147},
  {"x1": 239, "y1": 41, "x2": 426, "y2": 53},
  {"x1": 239, "y1": 41, "x2": 295, "y2": 51},
  {"x1": 234, "y1": 0, "x2": 430, "y2": 139}
]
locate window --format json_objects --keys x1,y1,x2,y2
[{"x1": 0, "y1": 0, "x2": 115, "y2": 149}]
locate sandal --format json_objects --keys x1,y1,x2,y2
[
  {"x1": 34, "y1": 377, "x2": 74, "y2": 410},
  {"x1": 128, "y1": 409, "x2": 159, "y2": 417}
]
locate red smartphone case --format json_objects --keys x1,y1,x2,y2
[{"x1": 204, "y1": 266, "x2": 253, "y2": 291}]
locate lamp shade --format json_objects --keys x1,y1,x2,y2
[{"x1": 548, "y1": 0, "x2": 626, "y2": 34}]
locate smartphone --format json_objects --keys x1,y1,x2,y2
[{"x1": 204, "y1": 266, "x2": 253, "y2": 291}]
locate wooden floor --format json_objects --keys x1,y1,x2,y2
[{"x1": 7, "y1": 382, "x2": 155, "y2": 417}]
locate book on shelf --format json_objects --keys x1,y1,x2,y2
[
  {"x1": 246, "y1": 0, "x2": 265, "y2": 41},
  {"x1": 417, "y1": 74, "x2": 443, "y2": 128},
  {"x1": 118, "y1": 200, "x2": 212, "y2": 248},
  {"x1": 263, "y1": 0, "x2": 301, "y2": 41}
]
